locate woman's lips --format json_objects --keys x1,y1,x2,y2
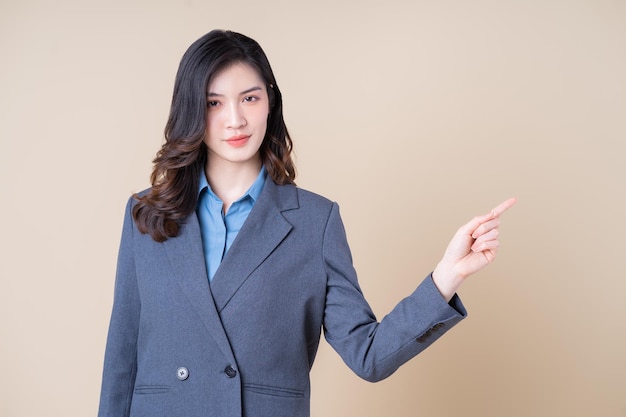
[{"x1": 225, "y1": 135, "x2": 250, "y2": 147}]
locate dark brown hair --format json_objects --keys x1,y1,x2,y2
[{"x1": 133, "y1": 30, "x2": 296, "y2": 242}]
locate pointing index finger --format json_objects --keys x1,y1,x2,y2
[{"x1": 490, "y1": 197, "x2": 518, "y2": 218}]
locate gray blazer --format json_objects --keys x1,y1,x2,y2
[{"x1": 98, "y1": 180, "x2": 467, "y2": 417}]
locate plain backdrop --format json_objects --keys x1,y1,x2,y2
[{"x1": 1, "y1": 0, "x2": 625, "y2": 416}]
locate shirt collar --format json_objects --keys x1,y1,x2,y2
[{"x1": 198, "y1": 165, "x2": 267, "y2": 203}]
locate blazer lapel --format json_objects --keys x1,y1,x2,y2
[
  {"x1": 210, "y1": 180, "x2": 298, "y2": 312},
  {"x1": 163, "y1": 214, "x2": 237, "y2": 365}
]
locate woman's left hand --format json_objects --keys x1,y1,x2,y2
[{"x1": 432, "y1": 197, "x2": 517, "y2": 302}]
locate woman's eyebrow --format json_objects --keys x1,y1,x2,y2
[{"x1": 207, "y1": 86, "x2": 263, "y2": 97}]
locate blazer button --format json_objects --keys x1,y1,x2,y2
[
  {"x1": 224, "y1": 366, "x2": 237, "y2": 378},
  {"x1": 177, "y1": 367, "x2": 189, "y2": 381}
]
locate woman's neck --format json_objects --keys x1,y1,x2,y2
[{"x1": 205, "y1": 157, "x2": 263, "y2": 213}]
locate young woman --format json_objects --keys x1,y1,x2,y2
[{"x1": 98, "y1": 29, "x2": 516, "y2": 417}]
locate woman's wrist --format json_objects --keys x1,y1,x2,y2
[{"x1": 432, "y1": 262, "x2": 465, "y2": 302}]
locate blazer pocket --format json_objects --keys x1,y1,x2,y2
[
  {"x1": 134, "y1": 385, "x2": 170, "y2": 395},
  {"x1": 243, "y1": 383, "x2": 304, "y2": 398}
]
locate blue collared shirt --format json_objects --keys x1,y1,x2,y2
[{"x1": 196, "y1": 166, "x2": 267, "y2": 281}]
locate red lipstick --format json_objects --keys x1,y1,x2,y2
[{"x1": 225, "y1": 134, "x2": 250, "y2": 148}]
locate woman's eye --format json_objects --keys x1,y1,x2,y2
[
  {"x1": 207, "y1": 101, "x2": 220, "y2": 107},
  {"x1": 243, "y1": 96, "x2": 258, "y2": 103}
]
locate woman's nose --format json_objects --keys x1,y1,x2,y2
[{"x1": 226, "y1": 104, "x2": 246, "y2": 129}]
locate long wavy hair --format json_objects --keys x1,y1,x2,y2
[{"x1": 133, "y1": 30, "x2": 296, "y2": 242}]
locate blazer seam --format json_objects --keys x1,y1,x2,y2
[
  {"x1": 125, "y1": 196, "x2": 139, "y2": 416},
  {"x1": 319, "y1": 201, "x2": 337, "y2": 286}
]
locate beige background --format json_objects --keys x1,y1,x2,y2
[{"x1": 1, "y1": 0, "x2": 625, "y2": 416}]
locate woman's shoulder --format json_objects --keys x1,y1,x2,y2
[
  {"x1": 135, "y1": 187, "x2": 151, "y2": 197},
  {"x1": 271, "y1": 182, "x2": 336, "y2": 215},
  {"x1": 118, "y1": 188, "x2": 148, "y2": 212},
  {"x1": 296, "y1": 185, "x2": 334, "y2": 206}
]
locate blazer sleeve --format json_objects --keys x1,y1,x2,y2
[
  {"x1": 321, "y1": 202, "x2": 467, "y2": 382},
  {"x1": 98, "y1": 197, "x2": 139, "y2": 417}
]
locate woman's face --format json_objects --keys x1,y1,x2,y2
[{"x1": 204, "y1": 62, "x2": 270, "y2": 170}]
